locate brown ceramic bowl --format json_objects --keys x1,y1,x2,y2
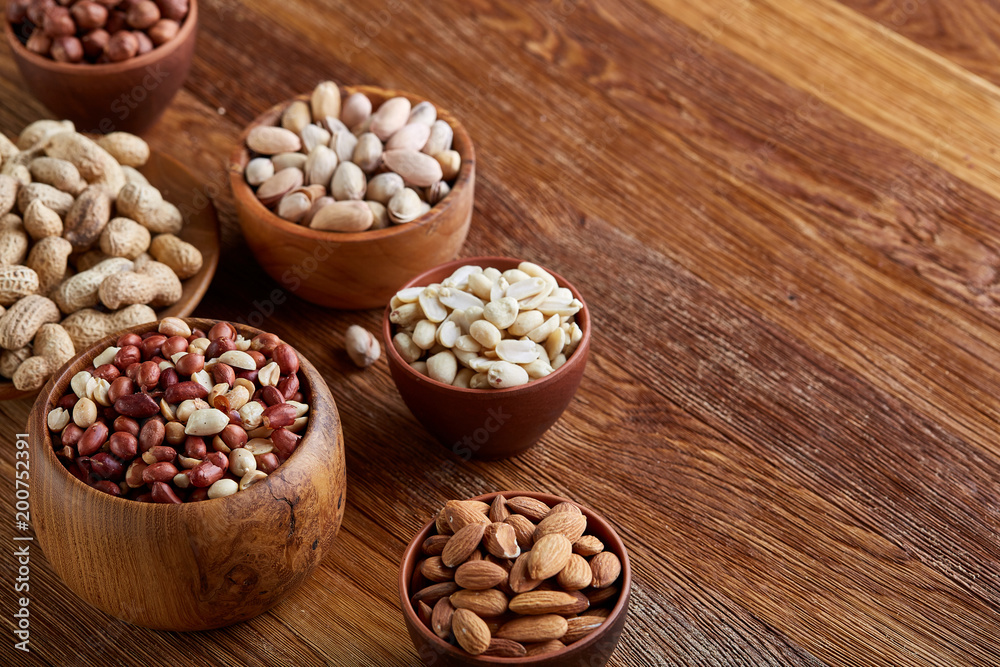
[
  {"x1": 229, "y1": 85, "x2": 475, "y2": 310},
  {"x1": 5, "y1": 0, "x2": 198, "y2": 134},
  {"x1": 26, "y1": 317, "x2": 346, "y2": 631},
  {"x1": 384, "y1": 257, "x2": 590, "y2": 460},
  {"x1": 0, "y1": 149, "x2": 221, "y2": 401},
  {"x1": 399, "y1": 490, "x2": 631, "y2": 665}
]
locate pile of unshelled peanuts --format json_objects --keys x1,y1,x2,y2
[
  {"x1": 410, "y1": 495, "x2": 622, "y2": 658},
  {"x1": 46, "y1": 318, "x2": 309, "y2": 503},
  {"x1": 243, "y1": 80, "x2": 462, "y2": 232},
  {"x1": 8, "y1": 0, "x2": 189, "y2": 64},
  {"x1": 0, "y1": 119, "x2": 203, "y2": 391}
]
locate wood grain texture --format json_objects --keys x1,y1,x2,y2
[{"x1": 2, "y1": 0, "x2": 1000, "y2": 665}]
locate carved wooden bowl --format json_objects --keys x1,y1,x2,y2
[{"x1": 26, "y1": 317, "x2": 346, "y2": 631}]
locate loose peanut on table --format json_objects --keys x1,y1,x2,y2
[
  {"x1": 390, "y1": 262, "x2": 583, "y2": 389},
  {"x1": 46, "y1": 320, "x2": 310, "y2": 503},
  {"x1": 243, "y1": 80, "x2": 462, "y2": 232},
  {"x1": 0, "y1": 121, "x2": 204, "y2": 391}
]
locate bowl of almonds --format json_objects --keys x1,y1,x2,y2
[
  {"x1": 400, "y1": 491, "x2": 630, "y2": 665},
  {"x1": 26, "y1": 317, "x2": 346, "y2": 631},
  {"x1": 229, "y1": 81, "x2": 475, "y2": 309},
  {"x1": 383, "y1": 257, "x2": 590, "y2": 459},
  {"x1": 5, "y1": 0, "x2": 198, "y2": 134}
]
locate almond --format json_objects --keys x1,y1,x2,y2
[
  {"x1": 484, "y1": 638, "x2": 527, "y2": 658},
  {"x1": 506, "y1": 496, "x2": 551, "y2": 522},
  {"x1": 557, "y1": 554, "x2": 593, "y2": 591},
  {"x1": 546, "y1": 501, "x2": 582, "y2": 518},
  {"x1": 584, "y1": 584, "x2": 619, "y2": 606},
  {"x1": 508, "y1": 551, "x2": 543, "y2": 594},
  {"x1": 527, "y1": 534, "x2": 573, "y2": 580},
  {"x1": 465, "y1": 549, "x2": 484, "y2": 563},
  {"x1": 431, "y1": 597, "x2": 454, "y2": 640},
  {"x1": 416, "y1": 600, "x2": 433, "y2": 628},
  {"x1": 488, "y1": 494, "x2": 510, "y2": 523},
  {"x1": 484, "y1": 522, "x2": 520, "y2": 559},
  {"x1": 455, "y1": 560, "x2": 508, "y2": 591},
  {"x1": 572, "y1": 534, "x2": 604, "y2": 557},
  {"x1": 495, "y1": 614, "x2": 568, "y2": 643},
  {"x1": 444, "y1": 499, "x2": 491, "y2": 532},
  {"x1": 420, "y1": 556, "x2": 455, "y2": 583},
  {"x1": 590, "y1": 551, "x2": 622, "y2": 589},
  {"x1": 581, "y1": 607, "x2": 611, "y2": 619},
  {"x1": 381, "y1": 149, "x2": 443, "y2": 188},
  {"x1": 441, "y1": 522, "x2": 488, "y2": 568},
  {"x1": 533, "y1": 512, "x2": 587, "y2": 544},
  {"x1": 509, "y1": 590, "x2": 589, "y2": 616},
  {"x1": 524, "y1": 639, "x2": 567, "y2": 656},
  {"x1": 563, "y1": 615, "x2": 606, "y2": 644},
  {"x1": 450, "y1": 588, "x2": 509, "y2": 617},
  {"x1": 411, "y1": 581, "x2": 459, "y2": 607},
  {"x1": 435, "y1": 510, "x2": 454, "y2": 536},
  {"x1": 504, "y1": 514, "x2": 536, "y2": 551},
  {"x1": 422, "y1": 534, "x2": 450, "y2": 556},
  {"x1": 452, "y1": 608, "x2": 491, "y2": 656}
]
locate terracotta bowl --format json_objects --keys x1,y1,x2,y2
[
  {"x1": 399, "y1": 490, "x2": 631, "y2": 666},
  {"x1": 0, "y1": 149, "x2": 221, "y2": 401},
  {"x1": 5, "y1": 0, "x2": 198, "y2": 134},
  {"x1": 383, "y1": 257, "x2": 591, "y2": 460},
  {"x1": 26, "y1": 317, "x2": 346, "y2": 631},
  {"x1": 229, "y1": 85, "x2": 475, "y2": 310}
]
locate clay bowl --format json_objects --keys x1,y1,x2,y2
[
  {"x1": 229, "y1": 85, "x2": 475, "y2": 310},
  {"x1": 26, "y1": 317, "x2": 346, "y2": 631},
  {"x1": 384, "y1": 257, "x2": 590, "y2": 460},
  {"x1": 5, "y1": 0, "x2": 198, "y2": 134},
  {"x1": 399, "y1": 490, "x2": 631, "y2": 666},
  {"x1": 0, "y1": 149, "x2": 221, "y2": 400}
]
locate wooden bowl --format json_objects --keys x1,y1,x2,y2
[
  {"x1": 26, "y1": 317, "x2": 346, "y2": 631},
  {"x1": 5, "y1": 0, "x2": 198, "y2": 134},
  {"x1": 399, "y1": 490, "x2": 631, "y2": 666},
  {"x1": 229, "y1": 85, "x2": 475, "y2": 310},
  {"x1": 0, "y1": 149, "x2": 221, "y2": 400},
  {"x1": 384, "y1": 257, "x2": 591, "y2": 460}
]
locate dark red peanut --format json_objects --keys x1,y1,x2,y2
[
  {"x1": 142, "y1": 446, "x2": 177, "y2": 464},
  {"x1": 138, "y1": 418, "x2": 165, "y2": 452},
  {"x1": 260, "y1": 385, "x2": 284, "y2": 406},
  {"x1": 108, "y1": 376, "x2": 133, "y2": 404},
  {"x1": 277, "y1": 373, "x2": 299, "y2": 399},
  {"x1": 164, "y1": 381, "x2": 207, "y2": 403},
  {"x1": 137, "y1": 361, "x2": 160, "y2": 389},
  {"x1": 118, "y1": 332, "x2": 143, "y2": 348},
  {"x1": 113, "y1": 416, "x2": 140, "y2": 436},
  {"x1": 247, "y1": 350, "x2": 266, "y2": 369},
  {"x1": 174, "y1": 353, "x2": 205, "y2": 375},
  {"x1": 270, "y1": 428, "x2": 300, "y2": 459},
  {"x1": 61, "y1": 423, "x2": 84, "y2": 446},
  {"x1": 114, "y1": 392, "x2": 159, "y2": 418},
  {"x1": 204, "y1": 337, "x2": 235, "y2": 360},
  {"x1": 219, "y1": 424, "x2": 247, "y2": 450},
  {"x1": 262, "y1": 403, "x2": 296, "y2": 429},
  {"x1": 124, "y1": 459, "x2": 147, "y2": 487},
  {"x1": 161, "y1": 335, "x2": 188, "y2": 358},
  {"x1": 114, "y1": 345, "x2": 141, "y2": 370},
  {"x1": 151, "y1": 481, "x2": 182, "y2": 504},
  {"x1": 236, "y1": 369, "x2": 258, "y2": 384},
  {"x1": 211, "y1": 363, "x2": 235, "y2": 386},
  {"x1": 188, "y1": 460, "x2": 224, "y2": 487},
  {"x1": 272, "y1": 344, "x2": 299, "y2": 374},
  {"x1": 255, "y1": 452, "x2": 280, "y2": 473},
  {"x1": 188, "y1": 487, "x2": 209, "y2": 503},
  {"x1": 77, "y1": 422, "x2": 108, "y2": 456},
  {"x1": 251, "y1": 333, "x2": 281, "y2": 355},
  {"x1": 205, "y1": 451, "x2": 228, "y2": 469},
  {"x1": 142, "y1": 461, "x2": 178, "y2": 484},
  {"x1": 92, "y1": 480, "x2": 123, "y2": 497},
  {"x1": 92, "y1": 363, "x2": 121, "y2": 382},
  {"x1": 140, "y1": 334, "x2": 167, "y2": 359},
  {"x1": 90, "y1": 452, "x2": 124, "y2": 480},
  {"x1": 109, "y1": 431, "x2": 138, "y2": 459},
  {"x1": 159, "y1": 367, "x2": 179, "y2": 389},
  {"x1": 57, "y1": 393, "x2": 78, "y2": 410},
  {"x1": 133, "y1": 492, "x2": 154, "y2": 503},
  {"x1": 184, "y1": 436, "x2": 206, "y2": 459},
  {"x1": 209, "y1": 322, "x2": 237, "y2": 340}
]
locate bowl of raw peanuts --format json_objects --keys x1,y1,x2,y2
[{"x1": 27, "y1": 317, "x2": 346, "y2": 631}]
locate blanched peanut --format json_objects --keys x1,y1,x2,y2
[
  {"x1": 488, "y1": 361, "x2": 529, "y2": 389},
  {"x1": 470, "y1": 320, "x2": 501, "y2": 349},
  {"x1": 427, "y1": 350, "x2": 458, "y2": 385}
]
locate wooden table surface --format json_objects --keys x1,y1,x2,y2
[{"x1": 3, "y1": 0, "x2": 1000, "y2": 665}]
